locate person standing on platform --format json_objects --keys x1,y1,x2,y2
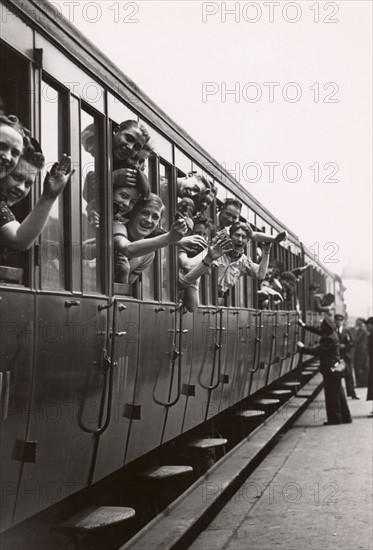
[
  {"x1": 335, "y1": 314, "x2": 359, "y2": 399},
  {"x1": 354, "y1": 318, "x2": 369, "y2": 387},
  {"x1": 297, "y1": 317, "x2": 352, "y2": 425},
  {"x1": 364, "y1": 317, "x2": 373, "y2": 417}
]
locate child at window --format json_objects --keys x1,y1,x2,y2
[
  {"x1": 114, "y1": 193, "x2": 187, "y2": 284},
  {"x1": 0, "y1": 114, "x2": 28, "y2": 179},
  {"x1": 1, "y1": 144, "x2": 74, "y2": 258}
]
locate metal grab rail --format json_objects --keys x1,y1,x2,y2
[
  {"x1": 153, "y1": 302, "x2": 184, "y2": 407},
  {"x1": 78, "y1": 300, "x2": 122, "y2": 435},
  {"x1": 246, "y1": 311, "x2": 263, "y2": 374},
  {"x1": 198, "y1": 308, "x2": 224, "y2": 390},
  {"x1": 277, "y1": 311, "x2": 290, "y2": 361}
]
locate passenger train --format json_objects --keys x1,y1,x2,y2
[{"x1": 0, "y1": 0, "x2": 346, "y2": 537}]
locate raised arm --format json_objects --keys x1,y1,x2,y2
[
  {"x1": 1, "y1": 155, "x2": 74, "y2": 250},
  {"x1": 249, "y1": 242, "x2": 272, "y2": 279},
  {"x1": 114, "y1": 218, "x2": 187, "y2": 259},
  {"x1": 180, "y1": 231, "x2": 232, "y2": 286},
  {"x1": 298, "y1": 319, "x2": 323, "y2": 336}
]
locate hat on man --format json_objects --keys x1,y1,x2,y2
[
  {"x1": 309, "y1": 282, "x2": 320, "y2": 291},
  {"x1": 364, "y1": 317, "x2": 373, "y2": 325}
]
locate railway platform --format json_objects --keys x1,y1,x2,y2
[{"x1": 188, "y1": 386, "x2": 372, "y2": 550}]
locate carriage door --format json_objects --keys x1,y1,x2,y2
[{"x1": 0, "y1": 38, "x2": 36, "y2": 532}]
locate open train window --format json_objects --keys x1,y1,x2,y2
[
  {"x1": 39, "y1": 79, "x2": 68, "y2": 290},
  {"x1": 157, "y1": 161, "x2": 175, "y2": 302},
  {"x1": 174, "y1": 148, "x2": 192, "y2": 175},
  {"x1": 0, "y1": 41, "x2": 32, "y2": 285},
  {"x1": 81, "y1": 107, "x2": 103, "y2": 293}
]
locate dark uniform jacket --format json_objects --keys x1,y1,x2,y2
[{"x1": 302, "y1": 324, "x2": 340, "y2": 376}]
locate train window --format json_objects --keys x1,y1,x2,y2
[
  {"x1": 36, "y1": 34, "x2": 105, "y2": 114},
  {"x1": 216, "y1": 182, "x2": 226, "y2": 202},
  {"x1": 174, "y1": 148, "x2": 192, "y2": 174},
  {"x1": 261, "y1": 220, "x2": 270, "y2": 234},
  {"x1": 247, "y1": 208, "x2": 256, "y2": 225},
  {"x1": 159, "y1": 162, "x2": 174, "y2": 302},
  {"x1": 40, "y1": 80, "x2": 66, "y2": 290},
  {"x1": 0, "y1": 43, "x2": 32, "y2": 285},
  {"x1": 241, "y1": 204, "x2": 249, "y2": 221},
  {"x1": 0, "y1": 42, "x2": 30, "y2": 127},
  {"x1": 107, "y1": 92, "x2": 138, "y2": 125},
  {"x1": 140, "y1": 121, "x2": 173, "y2": 164},
  {"x1": 233, "y1": 277, "x2": 247, "y2": 308},
  {"x1": 81, "y1": 108, "x2": 102, "y2": 293}
]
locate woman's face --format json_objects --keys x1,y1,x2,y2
[
  {"x1": 112, "y1": 126, "x2": 147, "y2": 163},
  {"x1": 230, "y1": 228, "x2": 248, "y2": 254},
  {"x1": 128, "y1": 203, "x2": 162, "y2": 239},
  {"x1": 113, "y1": 186, "x2": 140, "y2": 215},
  {"x1": 0, "y1": 158, "x2": 38, "y2": 205},
  {"x1": 177, "y1": 175, "x2": 205, "y2": 199},
  {"x1": 0, "y1": 125, "x2": 24, "y2": 179}
]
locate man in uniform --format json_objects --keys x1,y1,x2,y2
[{"x1": 335, "y1": 314, "x2": 359, "y2": 399}]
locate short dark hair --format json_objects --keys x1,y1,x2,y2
[
  {"x1": 22, "y1": 140, "x2": 45, "y2": 170},
  {"x1": 193, "y1": 216, "x2": 213, "y2": 229},
  {"x1": 0, "y1": 114, "x2": 30, "y2": 147},
  {"x1": 280, "y1": 271, "x2": 297, "y2": 282},
  {"x1": 114, "y1": 120, "x2": 150, "y2": 145},
  {"x1": 221, "y1": 198, "x2": 242, "y2": 212},
  {"x1": 309, "y1": 282, "x2": 320, "y2": 291},
  {"x1": 322, "y1": 293, "x2": 335, "y2": 305},
  {"x1": 229, "y1": 221, "x2": 251, "y2": 237}
]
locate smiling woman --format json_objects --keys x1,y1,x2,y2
[{"x1": 113, "y1": 193, "x2": 187, "y2": 285}]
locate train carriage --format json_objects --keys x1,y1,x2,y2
[{"x1": 0, "y1": 0, "x2": 344, "y2": 538}]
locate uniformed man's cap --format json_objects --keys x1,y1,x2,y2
[
  {"x1": 309, "y1": 282, "x2": 320, "y2": 291},
  {"x1": 334, "y1": 314, "x2": 345, "y2": 321}
]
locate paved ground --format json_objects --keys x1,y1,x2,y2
[{"x1": 188, "y1": 387, "x2": 373, "y2": 550}]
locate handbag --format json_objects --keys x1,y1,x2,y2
[{"x1": 332, "y1": 359, "x2": 346, "y2": 377}]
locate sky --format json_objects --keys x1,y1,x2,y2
[{"x1": 50, "y1": 0, "x2": 372, "y2": 319}]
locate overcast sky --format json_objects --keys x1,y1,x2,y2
[{"x1": 51, "y1": 0, "x2": 372, "y2": 318}]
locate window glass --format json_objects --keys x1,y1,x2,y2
[
  {"x1": 107, "y1": 93, "x2": 137, "y2": 125},
  {"x1": 241, "y1": 204, "x2": 249, "y2": 221},
  {"x1": 175, "y1": 148, "x2": 192, "y2": 174},
  {"x1": 248, "y1": 208, "x2": 256, "y2": 225},
  {"x1": 216, "y1": 182, "x2": 226, "y2": 202},
  {"x1": 159, "y1": 162, "x2": 172, "y2": 302},
  {"x1": 140, "y1": 121, "x2": 172, "y2": 163},
  {"x1": 0, "y1": 42, "x2": 31, "y2": 285},
  {"x1": 40, "y1": 81, "x2": 65, "y2": 289},
  {"x1": 81, "y1": 109, "x2": 101, "y2": 292},
  {"x1": 261, "y1": 220, "x2": 270, "y2": 234}
]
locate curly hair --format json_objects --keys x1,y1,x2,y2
[
  {"x1": 0, "y1": 114, "x2": 31, "y2": 146},
  {"x1": 280, "y1": 271, "x2": 297, "y2": 283},
  {"x1": 229, "y1": 221, "x2": 253, "y2": 238},
  {"x1": 192, "y1": 216, "x2": 213, "y2": 229},
  {"x1": 114, "y1": 120, "x2": 151, "y2": 145},
  {"x1": 22, "y1": 138, "x2": 45, "y2": 170}
]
